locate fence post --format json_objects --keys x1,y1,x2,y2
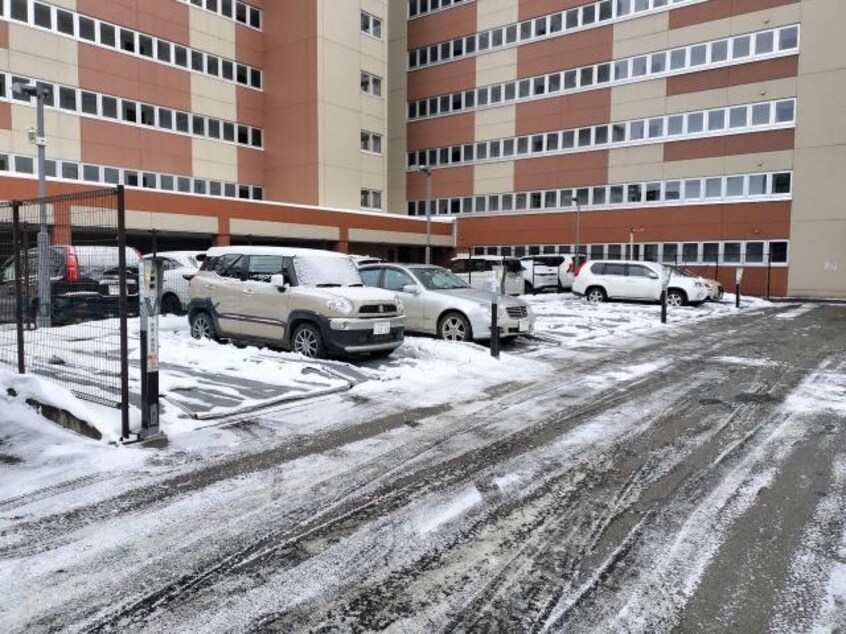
[
  {"x1": 116, "y1": 185, "x2": 130, "y2": 440},
  {"x1": 11, "y1": 202, "x2": 24, "y2": 374}
]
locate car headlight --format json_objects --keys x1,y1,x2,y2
[
  {"x1": 695, "y1": 282, "x2": 706, "y2": 288},
  {"x1": 394, "y1": 297, "x2": 404, "y2": 313},
  {"x1": 326, "y1": 298, "x2": 354, "y2": 315}
]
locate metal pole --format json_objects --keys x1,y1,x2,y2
[
  {"x1": 425, "y1": 170, "x2": 432, "y2": 265},
  {"x1": 490, "y1": 281, "x2": 500, "y2": 359},
  {"x1": 11, "y1": 202, "x2": 25, "y2": 374},
  {"x1": 575, "y1": 198, "x2": 581, "y2": 264},
  {"x1": 117, "y1": 185, "x2": 130, "y2": 440},
  {"x1": 661, "y1": 290, "x2": 667, "y2": 324},
  {"x1": 629, "y1": 229, "x2": 634, "y2": 259},
  {"x1": 766, "y1": 249, "x2": 772, "y2": 300},
  {"x1": 35, "y1": 92, "x2": 50, "y2": 329},
  {"x1": 736, "y1": 282, "x2": 741, "y2": 309}
]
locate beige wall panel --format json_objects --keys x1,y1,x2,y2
[
  {"x1": 192, "y1": 139, "x2": 238, "y2": 182},
  {"x1": 660, "y1": 151, "x2": 795, "y2": 180},
  {"x1": 321, "y1": 39, "x2": 362, "y2": 108},
  {"x1": 51, "y1": 0, "x2": 77, "y2": 9},
  {"x1": 791, "y1": 146, "x2": 846, "y2": 223},
  {"x1": 787, "y1": 220, "x2": 846, "y2": 298},
  {"x1": 476, "y1": 48, "x2": 517, "y2": 86},
  {"x1": 794, "y1": 69, "x2": 846, "y2": 150},
  {"x1": 8, "y1": 25, "x2": 78, "y2": 86},
  {"x1": 473, "y1": 161, "x2": 514, "y2": 195},
  {"x1": 231, "y1": 218, "x2": 340, "y2": 241},
  {"x1": 613, "y1": 15, "x2": 669, "y2": 59},
  {"x1": 475, "y1": 104, "x2": 515, "y2": 141},
  {"x1": 610, "y1": 78, "x2": 667, "y2": 120},
  {"x1": 607, "y1": 144, "x2": 664, "y2": 182},
  {"x1": 349, "y1": 227, "x2": 454, "y2": 247},
  {"x1": 665, "y1": 77, "x2": 799, "y2": 115},
  {"x1": 667, "y1": 4, "x2": 800, "y2": 49},
  {"x1": 796, "y1": 0, "x2": 846, "y2": 75},
  {"x1": 10, "y1": 105, "x2": 80, "y2": 160},
  {"x1": 359, "y1": 151, "x2": 384, "y2": 177},
  {"x1": 189, "y1": 10, "x2": 236, "y2": 60},
  {"x1": 477, "y1": 0, "x2": 519, "y2": 31},
  {"x1": 320, "y1": 0, "x2": 361, "y2": 49},
  {"x1": 322, "y1": 165, "x2": 365, "y2": 210},
  {"x1": 387, "y1": 1, "x2": 408, "y2": 215},
  {"x1": 361, "y1": 34, "x2": 386, "y2": 63},
  {"x1": 127, "y1": 210, "x2": 218, "y2": 233},
  {"x1": 191, "y1": 75, "x2": 238, "y2": 121}
]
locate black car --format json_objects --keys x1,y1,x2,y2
[{"x1": 0, "y1": 245, "x2": 141, "y2": 324}]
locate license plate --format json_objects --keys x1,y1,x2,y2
[
  {"x1": 518, "y1": 319, "x2": 529, "y2": 332},
  {"x1": 108, "y1": 285, "x2": 119, "y2": 295},
  {"x1": 373, "y1": 321, "x2": 390, "y2": 335}
]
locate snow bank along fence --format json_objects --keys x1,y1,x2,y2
[{"x1": 0, "y1": 187, "x2": 130, "y2": 433}]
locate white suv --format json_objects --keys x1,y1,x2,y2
[
  {"x1": 449, "y1": 255, "x2": 524, "y2": 296},
  {"x1": 143, "y1": 251, "x2": 202, "y2": 315},
  {"x1": 518, "y1": 257, "x2": 559, "y2": 294},
  {"x1": 572, "y1": 260, "x2": 710, "y2": 306},
  {"x1": 187, "y1": 246, "x2": 405, "y2": 359}
]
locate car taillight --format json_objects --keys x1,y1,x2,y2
[{"x1": 65, "y1": 247, "x2": 80, "y2": 282}]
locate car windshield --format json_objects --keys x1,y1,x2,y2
[
  {"x1": 294, "y1": 255, "x2": 363, "y2": 287},
  {"x1": 410, "y1": 267, "x2": 471, "y2": 290}
]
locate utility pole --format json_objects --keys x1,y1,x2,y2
[
  {"x1": 413, "y1": 164, "x2": 433, "y2": 264},
  {"x1": 13, "y1": 82, "x2": 52, "y2": 328}
]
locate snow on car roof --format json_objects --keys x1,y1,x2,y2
[{"x1": 205, "y1": 246, "x2": 349, "y2": 259}]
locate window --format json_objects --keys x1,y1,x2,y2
[
  {"x1": 120, "y1": 29, "x2": 135, "y2": 53},
  {"x1": 724, "y1": 242, "x2": 741, "y2": 263},
  {"x1": 216, "y1": 255, "x2": 244, "y2": 280},
  {"x1": 59, "y1": 87, "x2": 76, "y2": 111},
  {"x1": 770, "y1": 242, "x2": 788, "y2": 264},
  {"x1": 102, "y1": 96, "x2": 118, "y2": 119},
  {"x1": 34, "y1": 3, "x2": 52, "y2": 29},
  {"x1": 157, "y1": 40, "x2": 172, "y2": 63},
  {"x1": 775, "y1": 100, "x2": 795, "y2": 123},
  {"x1": 703, "y1": 243, "x2": 719, "y2": 263},
  {"x1": 79, "y1": 16, "x2": 95, "y2": 41},
  {"x1": 384, "y1": 269, "x2": 413, "y2": 292},
  {"x1": 15, "y1": 156, "x2": 34, "y2": 174},
  {"x1": 83, "y1": 165, "x2": 99, "y2": 182},
  {"x1": 361, "y1": 11, "x2": 383, "y2": 38},
  {"x1": 10, "y1": 0, "x2": 27, "y2": 22},
  {"x1": 746, "y1": 242, "x2": 764, "y2": 263},
  {"x1": 159, "y1": 108, "x2": 173, "y2": 129},
  {"x1": 246, "y1": 256, "x2": 285, "y2": 283},
  {"x1": 361, "y1": 189, "x2": 382, "y2": 210},
  {"x1": 361, "y1": 71, "x2": 383, "y2": 97},
  {"x1": 773, "y1": 173, "x2": 792, "y2": 194},
  {"x1": 61, "y1": 162, "x2": 79, "y2": 180},
  {"x1": 100, "y1": 23, "x2": 116, "y2": 47},
  {"x1": 81, "y1": 92, "x2": 98, "y2": 115},
  {"x1": 361, "y1": 131, "x2": 382, "y2": 153},
  {"x1": 122, "y1": 100, "x2": 137, "y2": 123}
]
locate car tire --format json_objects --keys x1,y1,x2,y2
[
  {"x1": 585, "y1": 287, "x2": 606, "y2": 303},
  {"x1": 161, "y1": 293, "x2": 183, "y2": 315},
  {"x1": 438, "y1": 312, "x2": 472, "y2": 342},
  {"x1": 292, "y1": 322, "x2": 326, "y2": 359},
  {"x1": 666, "y1": 289, "x2": 687, "y2": 307},
  {"x1": 190, "y1": 311, "x2": 218, "y2": 341}
]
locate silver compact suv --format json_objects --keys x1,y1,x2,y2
[
  {"x1": 187, "y1": 247, "x2": 405, "y2": 359},
  {"x1": 359, "y1": 263, "x2": 534, "y2": 342}
]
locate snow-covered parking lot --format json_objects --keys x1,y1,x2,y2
[{"x1": 3, "y1": 295, "x2": 846, "y2": 633}]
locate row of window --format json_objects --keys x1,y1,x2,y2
[
  {"x1": 360, "y1": 131, "x2": 383, "y2": 155},
  {"x1": 361, "y1": 189, "x2": 383, "y2": 211},
  {"x1": 408, "y1": 172, "x2": 793, "y2": 217},
  {"x1": 408, "y1": 25, "x2": 800, "y2": 120},
  {"x1": 475, "y1": 241, "x2": 790, "y2": 265},
  {"x1": 360, "y1": 11, "x2": 383, "y2": 39},
  {"x1": 178, "y1": 0, "x2": 262, "y2": 30},
  {"x1": 1, "y1": 73, "x2": 264, "y2": 149},
  {"x1": 408, "y1": 0, "x2": 473, "y2": 19},
  {"x1": 408, "y1": 99, "x2": 796, "y2": 170},
  {"x1": 360, "y1": 71, "x2": 383, "y2": 97},
  {"x1": 409, "y1": 0, "x2": 701, "y2": 70},
  {"x1": 2, "y1": 0, "x2": 263, "y2": 90},
  {"x1": 0, "y1": 152, "x2": 264, "y2": 199}
]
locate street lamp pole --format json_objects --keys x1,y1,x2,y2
[
  {"x1": 574, "y1": 196, "x2": 582, "y2": 264},
  {"x1": 414, "y1": 164, "x2": 433, "y2": 264},
  {"x1": 13, "y1": 82, "x2": 51, "y2": 328}
]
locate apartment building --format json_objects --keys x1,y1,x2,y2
[
  {"x1": 403, "y1": 0, "x2": 846, "y2": 297},
  {"x1": 0, "y1": 1, "x2": 843, "y2": 296}
]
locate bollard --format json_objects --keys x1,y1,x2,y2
[
  {"x1": 736, "y1": 283, "x2": 741, "y2": 309},
  {"x1": 490, "y1": 279, "x2": 500, "y2": 358},
  {"x1": 660, "y1": 290, "x2": 667, "y2": 324}
]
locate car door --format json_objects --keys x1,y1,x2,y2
[
  {"x1": 601, "y1": 262, "x2": 628, "y2": 298},
  {"x1": 201, "y1": 253, "x2": 245, "y2": 336},
  {"x1": 239, "y1": 255, "x2": 290, "y2": 341},
  {"x1": 382, "y1": 267, "x2": 425, "y2": 333},
  {"x1": 626, "y1": 264, "x2": 661, "y2": 300}
]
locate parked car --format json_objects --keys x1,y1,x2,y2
[
  {"x1": 572, "y1": 260, "x2": 709, "y2": 306},
  {"x1": 0, "y1": 245, "x2": 140, "y2": 324},
  {"x1": 187, "y1": 246, "x2": 405, "y2": 359},
  {"x1": 359, "y1": 263, "x2": 534, "y2": 342},
  {"x1": 349, "y1": 254, "x2": 384, "y2": 266},
  {"x1": 449, "y1": 255, "x2": 524, "y2": 296},
  {"x1": 673, "y1": 266, "x2": 724, "y2": 301},
  {"x1": 518, "y1": 257, "x2": 559, "y2": 294},
  {"x1": 142, "y1": 251, "x2": 202, "y2": 314}
]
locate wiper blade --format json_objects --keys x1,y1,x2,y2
[
  {"x1": 316, "y1": 283, "x2": 341, "y2": 288},
  {"x1": 347, "y1": 283, "x2": 364, "y2": 287}
]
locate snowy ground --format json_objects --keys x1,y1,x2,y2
[{"x1": 2, "y1": 298, "x2": 846, "y2": 632}]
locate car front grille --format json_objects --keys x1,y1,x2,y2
[
  {"x1": 359, "y1": 303, "x2": 397, "y2": 315},
  {"x1": 506, "y1": 306, "x2": 528, "y2": 319}
]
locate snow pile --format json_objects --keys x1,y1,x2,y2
[
  {"x1": 784, "y1": 367, "x2": 846, "y2": 417},
  {"x1": 0, "y1": 369, "x2": 120, "y2": 442}
]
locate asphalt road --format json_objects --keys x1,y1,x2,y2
[{"x1": 2, "y1": 304, "x2": 845, "y2": 633}]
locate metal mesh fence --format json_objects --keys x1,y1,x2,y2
[{"x1": 0, "y1": 187, "x2": 130, "y2": 420}]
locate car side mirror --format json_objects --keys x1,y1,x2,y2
[
  {"x1": 182, "y1": 273, "x2": 195, "y2": 281},
  {"x1": 402, "y1": 284, "x2": 421, "y2": 295},
  {"x1": 649, "y1": 273, "x2": 660, "y2": 280},
  {"x1": 270, "y1": 273, "x2": 289, "y2": 291}
]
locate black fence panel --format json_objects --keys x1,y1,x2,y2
[{"x1": 0, "y1": 187, "x2": 130, "y2": 431}]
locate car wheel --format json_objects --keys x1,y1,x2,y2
[
  {"x1": 666, "y1": 289, "x2": 687, "y2": 307},
  {"x1": 438, "y1": 312, "x2": 472, "y2": 342},
  {"x1": 586, "y1": 287, "x2": 606, "y2": 303},
  {"x1": 292, "y1": 322, "x2": 326, "y2": 359},
  {"x1": 190, "y1": 311, "x2": 217, "y2": 341},
  {"x1": 161, "y1": 293, "x2": 182, "y2": 315}
]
